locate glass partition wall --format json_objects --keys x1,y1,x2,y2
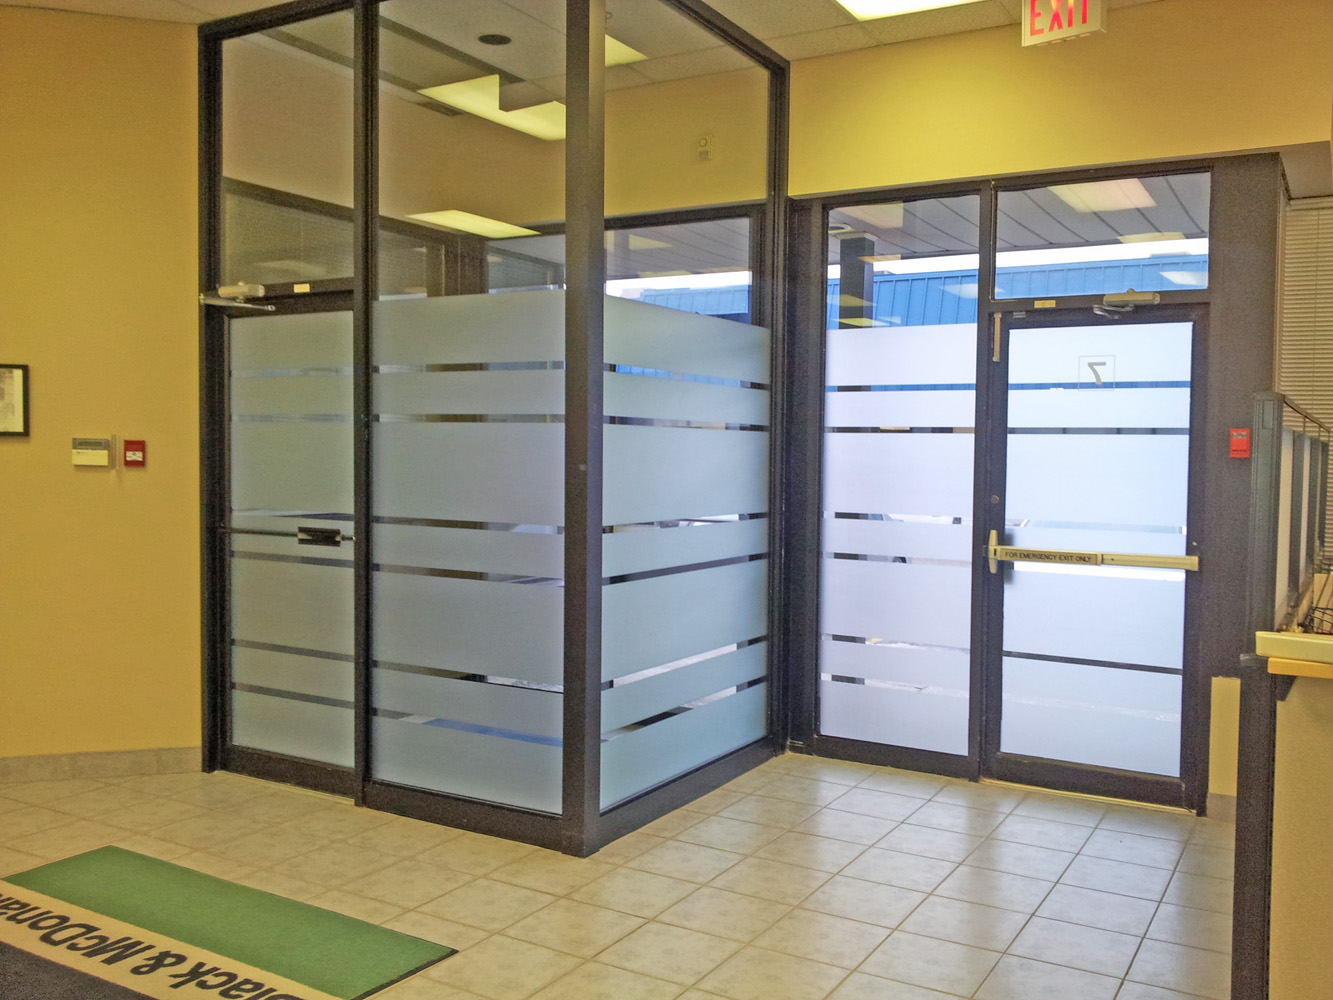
[{"x1": 201, "y1": 0, "x2": 787, "y2": 855}]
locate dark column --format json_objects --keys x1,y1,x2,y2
[{"x1": 837, "y1": 234, "x2": 875, "y2": 328}]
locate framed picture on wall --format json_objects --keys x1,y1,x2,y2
[{"x1": 0, "y1": 364, "x2": 29, "y2": 436}]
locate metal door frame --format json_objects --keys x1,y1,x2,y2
[{"x1": 977, "y1": 303, "x2": 1210, "y2": 809}]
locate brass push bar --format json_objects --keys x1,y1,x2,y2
[{"x1": 986, "y1": 530, "x2": 1198, "y2": 574}]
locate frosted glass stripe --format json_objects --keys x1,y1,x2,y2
[
  {"x1": 231, "y1": 691, "x2": 353, "y2": 767},
  {"x1": 604, "y1": 517, "x2": 767, "y2": 578},
  {"x1": 1000, "y1": 657, "x2": 1181, "y2": 776},
  {"x1": 1003, "y1": 565, "x2": 1185, "y2": 669},
  {"x1": 373, "y1": 667, "x2": 561, "y2": 740},
  {"x1": 822, "y1": 518, "x2": 972, "y2": 562},
  {"x1": 375, "y1": 423, "x2": 564, "y2": 524},
  {"x1": 820, "y1": 678, "x2": 967, "y2": 755},
  {"x1": 374, "y1": 572, "x2": 562, "y2": 685},
  {"x1": 826, "y1": 324, "x2": 976, "y2": 386},
  {"x1": 602, "y1": 559, "x2": 768, "y2": 680},
  {"x1": 821, "y1": 560, "x2": 971, "y2": 649},
  {"x1": 600, "y1": 683, "x2": 767, "y2": 809},
  {"x1": 1006, "y1": 436, "x2": 1189, "y2": 526},
  {"x1": 233, "y1": 374, "x2": 350, "y2": 416},
  {"x1": 230, "y1": 311, "x2": 353, "y2": 369},
  {"x1": 230, "y1": 558, "x2": 353, "y2": 656},
  {"x1": 603, "y1": 642, "x2": 767, "y2": 731},
  {"x1": 823, "y1": 434, "x2": 974, "y2": 517},
  {"x1": 1007, "y1": 387, "x2": 1190, "y2": 429},
  {"x1": 372, "y1": 290, "x2": 564, "y2": 364},
  {"x1": 820, "y1": 636, "x2": 969, "y2": 688},
  {"x1": 825, "y1": 389, "x2": 976, "y2": 429},
  {"x1": 603, "y1": 425, "x2": 768, "y2": 526},
  {"x1": 372, "y1": 716, "x2": 560, "y2": 813},
  {"x1": 231, "y1": 424, "x2": 353, "y2": 515},
  {"x1": 606, "y1": 372, "x2": 769, "y2": 425},
  {"x1": 1009, "y1": 324, "x2": 1192, "y2": 385},
  {"x1": 374, "y1": 523, "x2": 562, "y2": 578},
  {"x1": 374, "y1": 370, "x2": 564, "y2": 415},
  {"x1": 232, "y1": 646, "x2": 353, "y2": 702},
  {"x1": 605, "y1": 297, "x2": 770, "y2": 383}
]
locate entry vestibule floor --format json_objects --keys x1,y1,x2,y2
[{"x1": 0, "y1": 754, "x2": 1233, "y2": 1000}]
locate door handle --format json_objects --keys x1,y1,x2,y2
[
  {"x1": 222, "y1": 526, "x2": 354, "y2": 546},
  {"x1": 987, "y1": 529, "x2": 1198, "y2": 573}
]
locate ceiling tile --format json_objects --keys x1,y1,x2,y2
[
  {"x1": 768, "y1": 23, "x2": 880, "y2": 61},
  {"x1": 700, "y1": 0, "x2": 856, "y2": 37}
]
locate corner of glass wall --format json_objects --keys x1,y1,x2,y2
[
  {"x1": 994, "y1": 172, "x2": 1211, "y2": 300},
  {"x1": 819, "y1": 194, "x2": 981, "y2": 758},
  {"x1": 370, "y1": 0, "x2": 568, "y2": 814},
  {"x1": 598, "y1": 0, "x2": 775, "y2": 812}
]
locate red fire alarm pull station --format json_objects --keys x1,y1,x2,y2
[
  {"x1": 1230, "y1": 428, "x2": 1251, "y2": 459},
  {"x1": 124, "y1": 439, "x2": 146, "y2": 467}
]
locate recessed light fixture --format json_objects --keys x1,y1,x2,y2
[
  {"x1": 1050, "y1": 179, "x2": 1157, "y2": 213},
  {"x1": 406, "y1": 210, "x2": 539, "y2": 239},
  {"x1": 833, "y1": 0, "x2": 985, "y2": 21},
  {"x1": 477, "y1": 33, "x2": 511, "y2": 45},
  {"x1": 419, "y1": 75, "x2": 566, "y2": 140},
  {"x1": 605, "y1": 36, "x2": 647, "y2": 66}
]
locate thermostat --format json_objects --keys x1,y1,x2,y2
[{"x1": 73, "y1": 437, "x2": 114, "y2": 467}]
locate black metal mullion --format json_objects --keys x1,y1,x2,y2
[
  {"x1": 351, "y1": 0, "x2": 377, "y2": 805},
  {"x1": 1180, "y1": 305, "x2": 1211, "y2": 814},
  {"x1": 199, "y1": 29, "x2": 225, "y2": 773},
  {"x1": 975, "y1": 186, "x2": 1006, "y2": 777},
  {"x1": 563, "y1": 0, "x2": 606, "y2": 857},
  {"x1": 199, "y1": 0, "x2": 352, "y2": 42}
]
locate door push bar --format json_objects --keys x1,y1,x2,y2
[
  {"x1": 222, "y1": 526, "x2": 353, "y2": 547},
  {"x1": 987, "y1": 530, "x2": 1198, "y2": 574}
]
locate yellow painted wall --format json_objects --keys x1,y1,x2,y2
[
  {"x1": 790, "y1": 0, "x2": 1333, "y2": 195},
  {"x1": 0, "y1": 8, "x2": 200, "y2": 756},
  {"x1": 1209, "y1": 676, "x2": 1239, "y2": 798},
  {"x1": 1271, "y1": 677, "x2": 1333, "y2": 998}
]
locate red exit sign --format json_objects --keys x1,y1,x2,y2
[{"x1": 1024, "y1": 0, "x2": 1105, "y2": 46}]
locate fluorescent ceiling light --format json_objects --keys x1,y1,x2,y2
[
  {"x1": 833, "y1": 0, "x2": 984, "y2": 20},
  {"x1": 1120, "y1": 232, "x2": 1185, "y2": 243},
  {"x1": 605, "y1": 36, "x2": 647, "y2": 66},
  {"x1": 419, "y1": 75, "x2": 566, "y2": 140},
  {"x1": 1050, "y1": 179, "x2": 1157, "y2": 213},
  {"x1": 406, "y1": 210, "x2": 538, "y2": 239}
]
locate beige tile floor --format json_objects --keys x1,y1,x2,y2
[{"x1": 0, "y1": 754, "x2": 1235, "y2": 1000}]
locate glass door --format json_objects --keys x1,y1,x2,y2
[
  {"x1": 984, "y1": 309, "x2": 1200, "y2": 802},
  {"x1": 223, "y1": 302, "x2": 357, "y2": 789}
]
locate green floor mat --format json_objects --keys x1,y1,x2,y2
[{"x1": 4, "y1": 847, "x2": 453, "y2": 999}]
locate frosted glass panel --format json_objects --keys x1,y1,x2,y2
[
  {"x1": 602, "y1": 301, "x2": 770, "y2": 806},
  {"x1": 228, "y1": 310, "x2": 354, "y2": 769},
  {"x1": 1000, "y1": 658, "x2": 1181, "y2": 776},
  {"x1": 602, "y1": 683, "x2": 767, "y2": 809},
  {"x1": 373, "y1": 717, "x2": 561, "y2": 813},
  {"x1": 823, "y1": 435, "x2": 974, "y2": 517},
  {"x1": 820, "y1": 639, "x2": 968, "y2": 754},
  {"x1": 603, "y1": 425, "x2": 768, "y2": 526},
  {"x1": 370, "y1": 292, "x2": 564, "y2": 812},
  {"x1": 1000, "y1": 321, "x2": 1192, "y2": 776},
  {"x1": 819, "y1": 234, "x2": 978, "y2": 754},
  {"x1": 232, "y1": 692, "x2": 353, "y2": 768}
]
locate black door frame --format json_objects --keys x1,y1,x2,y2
[
  {"x1": 786, "y1": 163, "x2": 1225, "y2": 812},
  {"x1": 979, "y1": 303, "x2": 1209, "y2": 809}
]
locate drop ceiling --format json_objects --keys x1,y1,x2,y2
[{"x1": 2, "y1": 0, "x2": 1170, "y2": 63}]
